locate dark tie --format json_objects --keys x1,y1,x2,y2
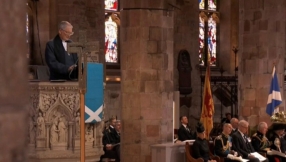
[{"x1": 243, "y1": 135, "x2": 252, "y2": 152}]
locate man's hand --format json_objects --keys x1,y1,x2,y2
[
  {"x1": 68, "y1": 65, "x2": 76, "y2": 72},
  {"x1": 248, "y1": 154, "x2": 255, "y2": 158},
  {"x1": 106, "y1": 144, "x2": 113, "y2": 150}
]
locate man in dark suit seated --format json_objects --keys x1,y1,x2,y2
[
  {"x1": 230, "y1": 118, "x2": 239, "y2": 136},
  {"x1": 102, "y1": 118, "x2": 120, "y2": 162},
  {"x1": 177, "y1": 116, "x2": 196, "y2": 141},
  {"x1": 232, "y1": 120, "x2": 268, "y2": 162},
  {"x1": 214, "y1": 123, "x2": 238, "y2": 162}
]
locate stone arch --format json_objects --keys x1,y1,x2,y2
[{"x1": 45, "y1": 96, "x2": 73, "y2": 123}]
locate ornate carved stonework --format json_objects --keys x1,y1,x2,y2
[{"x1": 29, "y1": 82, "x2": 104, "y2": 160}]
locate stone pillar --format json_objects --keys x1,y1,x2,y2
[
  {"x1": 0, "y1": 1, "x2": 28, "y2": 161},
  {"x1": 68, "y1": 122, "x2": 73, "y2": 150},
  {"x1": 120, "y1": 0, "x2": 174, "y2": 161},
  {"x1": 46, "y1": 123, "x2": 50, "y2": 150},
  {"x1": 173, "y1": 0, "x2": 199, "y2": 129},
  {"x1": 239, "y1": 0, "x2": 286, "y2": 126}
]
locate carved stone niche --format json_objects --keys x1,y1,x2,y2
[
  {"x1": 45, "y1": 100, "x2": 73, "y2": 151},
  {"x1": 29, "y1": 82, "x2": 104, "y2": 160}
]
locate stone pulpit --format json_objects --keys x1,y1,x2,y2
[{"x1": 28, "y1": 81, "x2": 104, "y2": 161}]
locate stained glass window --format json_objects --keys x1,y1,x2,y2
[
  {"x1": 199, "y1": 0, "x2": 205, "y2": 10},
  {"x1": 208, "y1": 0, "x2": 217, "y2": 11},
  {"x1": 105, "y1": 15, "x2": 118, "y2": 63},
  {"x1": 199, "y1": 0, "x2": 219, "y2": 66},
  {"x1": 208, "y1": 15, "x2": 217, "y2": 65},
  {"x1": 105, "y1": 0, "x2": 118, "y2": 11},
  {"x1": 199, "y1": 16, "x2": 205, "y2": 65},
  {"x1": 105, "y1": 0, "x2": 120, "y2": 64}
]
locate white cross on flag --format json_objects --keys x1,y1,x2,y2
[{"x1": 85, "y1": 63, "x2": 103, "y2": 123}]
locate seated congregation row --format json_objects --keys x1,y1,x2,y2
[
  {"x1": 177, "y1": 115, "x2": 286, "y2": 162},
  {"x1": 100, "y1": 117, "x2": 121, "y2": 162}
]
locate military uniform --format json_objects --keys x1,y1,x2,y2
[
  {"x1": 251, "y1": 131, "x2": 271, "y2": 152},
  {"x1": 214, "y1": 133, "x2": 237, "y2": 162}
]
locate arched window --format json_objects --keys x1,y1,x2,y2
[
  {"x1": 105, "y1": 13, "x2": 120, "y2": 63},
  {"x1": 105, "y1": 0, "x2": 120, "y2": 64},
  {"x1": 26, "y1": 2, "x2": 33, "y2": 61},
  {"x1": 199, "y1": 0, "x2": 219, "y2": 66}
]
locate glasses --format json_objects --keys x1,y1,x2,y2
[
  {"x1": 241, "y1": 125, "x2": 248, "y2": 129},
  {"x1": 61, "y1": 29, "x2": 74, "y2": 36}
]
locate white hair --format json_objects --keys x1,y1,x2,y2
[
  {"x1": 238, "y1": 120, "x2": 248, "y2": 127},
  {"x1": 257, "y1": 122, "x2": 267, "y2": 131},
  {"x1": 58, "y1": 21, "x2": 73, "y2": 30}
]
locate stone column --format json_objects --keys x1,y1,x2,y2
[
  {"x1": 68, "y1": 122, "x2": 73, "y2": 150},
  {"x1": 239, "y1": 0, "x2": 286, "y2": 126},
  {"x1": 173, "y1": 0, "x2": 199, "y2": 128},
  {"x1": 120, "y1": 0, "x2": 174, "y2": 161},
  {"x1": 46, "y1": 123, "x2": 51, "y2": 150},
  {"x1": 0, "y1": 1, "x2": 28, "y2": 161}
]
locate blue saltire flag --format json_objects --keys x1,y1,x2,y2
[
  {"x1": 266, "y1": 66, "x2": 282, "y2": 116},
  {"x1": 85, "y1": 63, "x2": 103, "y2": 123}
]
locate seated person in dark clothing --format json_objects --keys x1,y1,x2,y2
[
  {"x1": 251, "y1": 122, "x2": 271, "y2": 152},
  {"x1": 221, "y1": 113, "x2": 231, "y2": 124},
  {"x1": 230, "y1": 118, "x2": 239, "y2": 136},
  {"x1": 192, "y1": 122, "x2": 216, "y2": 162},
  {"x1": 232, "y1": 120, "x2": 268, "y2": 162},
  {"x1": 45, "y1": 21, "x2": 78, "y2": 80},
  {"x1": 102, "y1": 118, "x2": 121, "y2": 162},
  {"x1": 266, "y1": 121, "x2": 286, "y2": 162},
  {"x1": 177, "y1": 116, "x2": 196, "y2": 142},
  {"x1": 214, "y1": 123, "x2": 239, "y2": 162}
]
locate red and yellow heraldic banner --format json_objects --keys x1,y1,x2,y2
[{"x1": 200, "y1": 65, "x2": 214, "y2": 140}]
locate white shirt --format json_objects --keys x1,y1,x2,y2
[{"x1": 62, "y1": 41, "x2": 67, "y2": 51}]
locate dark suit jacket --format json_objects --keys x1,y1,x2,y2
[
  {"x1": 232, "y1": 131, "x2": 255, "y2": 158},
  {"x1": 230, "y1": 129, "x2": 237, "y2": 136},
  {"x1": 177, "y1": 125, "x2": 195, "y2": 141},
  {"x1": 45, "y1": 35, "x2": 78, "y2": 80}
]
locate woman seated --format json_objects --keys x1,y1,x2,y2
[{"x1": 192, "y1": 122, "x2": 216, "y2": 162}]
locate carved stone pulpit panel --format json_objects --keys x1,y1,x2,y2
[{"x1": 29, "y1": 82, "x2": 104, "y2": 160}]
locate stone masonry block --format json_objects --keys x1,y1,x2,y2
[
  {"x1": 244, "y1": 88, "x2": 256, "y2": 100},
  {"x1": 149, "y1": 27, "x2": 165, "y2": 41},
  {"x1": 147, "y1": 41, "x2": 158, "y2": 54},
  {"x1": 145, "y1": 81, "x2": 159, "y2": 93},
  {"x1": 152, "y1": 54, "x2": 163, "y2": 69},
  {"x1": 245, "y1": 60, "x2": 258, "y2": 74},
  {"x1": 122, "y1": 80, "x2": 140, "y2": 93},
  {"x1": 146, "y1": 125, "x2": 159, "y2": 137},
  {"x1": 253, "y1": 11, "x2": 262, "y2": 21},
  {"x1": 141, "y1": 108, "x2": 160, "y2": 120},
  {"x1": 139, "y1": 54, "x2": 153, "y2": 70},
  {"x1": 140, "y1": 93, "x2": 151, "y2": 109},
  {"x1": 259, "y1": 20, "x2": 268, "y2": 30},
  {"x1": 240, "y1": 106, "x2": 251, "y2": 117},
  {"x1": 140, "y1": 69, "x2": 158, "y2": 81}
]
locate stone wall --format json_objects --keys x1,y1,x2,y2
[
  {"x1": 238, "y1": 0, "x2": 286, "y2": 126},
  {"x1": 0, "y1": 1, "x2": 29, "y2": 161}
]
